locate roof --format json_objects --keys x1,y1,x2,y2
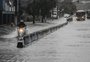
[{"x1": 76, "y1": 10, "x2": 85, "y2": 12}]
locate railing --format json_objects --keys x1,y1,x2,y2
[{"x1": 23, "y1": 21, "x2": 68, "y2": 46}]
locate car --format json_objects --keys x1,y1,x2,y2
[
  {"x1": 87, "y1": 10, "x2": 90, "y2": 19},
  {"x1": 17, "y1": 40, "x2": 24, "y2": 48},
  {"x1": 64, "y1": 14, "x2": 70, "y2": 18},
  {"x1": 67, "y1": 16, "x2": 73, "y2": 22}
]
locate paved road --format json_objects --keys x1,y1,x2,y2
[
  {"x1": 1, "y1": 19, "x2": 90, "y2": 62},
  {"x1": 7, "y1": 19, "x2": 90, "y2": 62}
]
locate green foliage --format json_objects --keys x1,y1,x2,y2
[
  {"x1": 26, "y1": 0, "x2": 39, "y2": 16},
  {"x1": 25, "y1": 0, "x2": 57, "y2": 23},
  {"x1": 40, "y1": 0, "x2": 56, "y2": 16},
  {"x1": 26, "y1": 0, "x2": 56, "y2": 16},
  {"x1": 61, "y1": 2, "x2": 77, "y2": 15}
]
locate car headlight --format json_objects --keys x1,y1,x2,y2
[
  {"x1": 19, "y1": 28, "x2": 24, "y2": 33},
  {"x1": 82, "y1": 17, "x2": 84, "y2": 18}
]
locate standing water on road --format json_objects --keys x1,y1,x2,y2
[{"x1": 5, "y1": 19, "x2": 90, "y2": 62}]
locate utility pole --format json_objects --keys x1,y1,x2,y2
[
  {"x1": 14, "y1": 0, "x2": 17, "y2": 16},
  {"x1": 14, "y1": 0, "x2": 21, "y2": 25},
  {"x1": 14, "y1": 0, "x2": 18, "y2": 25},
  {"x1": 18, "y1": 0, "x2": 21, "y2": 23}
]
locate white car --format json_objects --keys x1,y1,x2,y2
[{"x1": 64, "y1": 14, "x2": 70, "y2": 18}]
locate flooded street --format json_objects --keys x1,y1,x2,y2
[
  {"x1": 10, "y1": 19, "x2": 90, "y2": 62},
  {"x1": 1, "y1": 18, "x2": 90, "y2": 62}
]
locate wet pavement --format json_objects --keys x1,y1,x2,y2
[{"x1": 1, "y1": 18, "x2": 90, "y2": 62}]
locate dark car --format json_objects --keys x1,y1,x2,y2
[
  {"x1": 87, "y1": 10, "x2": 90, "y2": 19},
  {"x1": 67, "y1": 16, "x2": 73, "y2": 22}
]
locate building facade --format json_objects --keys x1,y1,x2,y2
[{"x1": 0, "y1": 0, "x2": 15, "y2": 25}]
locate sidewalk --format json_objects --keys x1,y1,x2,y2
[{"x1": 1, "y1": 17, "x2": 67, "y2": 38}]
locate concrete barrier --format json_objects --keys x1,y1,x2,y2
[{"x1": 23, "y1": 21, "x2": 68, "y2": 46}]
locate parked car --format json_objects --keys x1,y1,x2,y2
[
  {"x1": 67, "y1": 16, "x2": 73, "y2": 22},
  {"x1": 87, "y1": 10, "x2": 90, "y2": 19}
]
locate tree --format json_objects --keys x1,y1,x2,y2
[
  {"x1": 40, "y1": 0, "x2": 57, "y2": 22},
  {"x1": 26, "y1": 0, "x2": 57, "y2": 23},
  {"x1": 60, "y1": 1, "x2": 77, "y2": 15},
  {"x1": 26, "y1": 0, "x2": 40, "y2": 24}
]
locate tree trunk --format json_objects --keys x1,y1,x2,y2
[
  {"x1": 42, "y1": 16, "x2": 45, "y2": 23},
  {"x1": 42, "y1": 16, "x2": 44, "y2": 23},
  {"x1": 15, "y1": 16, "x2": 18, "y2": 25},
  {"x1": 33, "y1": 15, "x2": 35, "y2": 24}
]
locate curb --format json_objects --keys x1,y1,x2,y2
[{"x1": 23, "y1": 21, "x2": 68, "y2": 46}]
